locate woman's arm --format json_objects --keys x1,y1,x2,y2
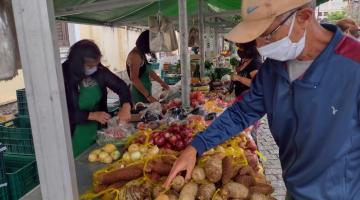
[
  {"x1": 232, "y1": 70, "x2": 258, "y2": 87},
  {"x1": 149, "y1": 70, "x2": 170, "y2": 90},
  {"x1": 128, "y1": 52, "x2": 151, "y2": 98}
]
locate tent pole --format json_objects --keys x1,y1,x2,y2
[
  {"x1": 12, "y1": 0, "x2": 79, "y2": 199},
  {"x1": 178, "y1": 0, "x2": 191, "y2": 108},
  {"x1": 198, "y1": 0, "x2": 205, "y2": 78}
]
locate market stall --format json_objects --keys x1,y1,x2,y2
[{"x1": 0, "y1": 0, "x2": 329, "y2": 200}]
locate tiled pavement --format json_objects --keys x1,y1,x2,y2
[{"x1": 257, "y1": 117, "x2": 287, "y2": 200}]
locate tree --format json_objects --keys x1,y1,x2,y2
[{"x1": 327, "y1": 11, "x2": 347, "y2": 22}]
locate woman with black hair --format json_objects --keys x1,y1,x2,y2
[
  {"x1": 127, "y1": 30, "x2": 169, "y2": 104},
  {"x1": 230, "y1": 41, "x2": 262, "y2": 99},
  {"x1": 62, "y1": 39, "x2": 132, "y2": 157}
]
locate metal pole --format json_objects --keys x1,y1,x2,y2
[
  {"x1": 12, "y1": 0, "x2": 79, "y2": 199},
  {"x1": 178, "y1": 0, "x2": 191, "y2": 108},
  {"x1": 198, "y1": 0, "x2": 205, "y2": 78},
  {"x1": 214, "y1": 17, "x2": 219, "y2": 55}
]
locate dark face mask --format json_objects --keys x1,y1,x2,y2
[{"x1": 237, "y1": 49, "x2": 248, "y2": 59}]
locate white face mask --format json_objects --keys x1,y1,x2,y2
[
  {"x1": 84, "y1": 66, "x2": 98, "y2": 75},
  {"x1": 257, "y1": 13, "x2": 306, "y2": 61}
]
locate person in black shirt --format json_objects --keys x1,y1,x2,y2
[
  {"x1": 230, "y1": 41, "x2": 262, "y2": 99},
  {"x1": 62, "y1": 40, "x2": 132, "y2": 156}
]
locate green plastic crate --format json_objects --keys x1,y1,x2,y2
[
  {"x1": 5, "y1": 154, "x2": 39, "y2": 200},
  {"x1": 0, "y1": 184, "x2": 8, "y2": 200},
  {"x1": 16, "y1": 89, "x2": 28, "y2": 116},
  {"x1": 13, "y1": 116, "x2": 30, "y2": 129},
  {"x1": 0, "y1": 124, "x2": 34, "y2": 155},
  {"x1": 0, "y1": 144, "x2": 8, "y2": 200}
]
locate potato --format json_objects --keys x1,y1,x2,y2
[
  {"x1": 179, "y1": 182, "x2": 198, "y2": 200},
  {"x1": 152, "y1": 185, "x2": 163, "y2": 198},
  {"x1": 102, "y1": 144, "x2": 117, "y2": 153},
  {"x1": 197, "y1": 183, "x2": 216, "y2": 200},
  {"x1": 156, "y1": 194, "x2": 170, "y2": 200},
  {"x1": 191, "y1": 167, "x2": 206, "y2": 182},
  {"x1": 88, "y1": 153, "x2": 98, "y2": 162},
  {"x1": 172, "y1": 176, "x2": 185, "y2": 192},
  {"x1": 204, "y1": 157, "x2": 222, "y2": 183},
  {"x1": 128, "y1": 144, "x2": 140, "y2": 153},
  {"x1": 221, "y1": 182, "x2": 249, "y2": 199}
]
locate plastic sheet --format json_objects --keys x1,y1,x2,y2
[{"x1": 0, "y1": 0, "x2": 21, "y2": 81}]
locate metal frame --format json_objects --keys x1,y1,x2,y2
[
  {"x1": 12, "y1": 0, "x2": 78, "y2": 199},
  {"x1": 55, "y1": 0, "x2": 159, "y2": 17},
  {"x1": 198, "y1": 0, "x2": 205, "y2": 78},
  {"x1": 178, "y1": 0, "x2": 191, "y2": 108}
]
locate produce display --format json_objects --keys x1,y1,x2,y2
[
  {"x1": 80, "y1": 91, "x2": 274, "y2": 200},
  {"x1": 88, "y1": 144, "x2": 121, "y2": 164}
]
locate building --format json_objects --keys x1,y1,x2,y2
[{"x1": 316, "y1": 0, "x2": 348, "y2": 21}]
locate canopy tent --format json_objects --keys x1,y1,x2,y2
[{"x1": 54, "y1": 0, "x2": 328, "y2": 28}]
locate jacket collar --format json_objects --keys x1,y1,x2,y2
[{"x1": 270, "y1": 24, "x2": 345, "y2": 85}]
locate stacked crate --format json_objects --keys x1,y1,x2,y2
[{"x1": 0, "y1": 89, "x2": 39, "y2": 200}]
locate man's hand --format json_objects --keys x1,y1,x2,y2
[
  {"x1": 163, "y1": 145, "x2": 197, "y2": 189},
  {"x1": 88, "y1": 112, "x2": 111, "y2": 125}
]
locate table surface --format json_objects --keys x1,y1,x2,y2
[{"x1": 20, "y1": 145, "x2": 105, "y2": 200}]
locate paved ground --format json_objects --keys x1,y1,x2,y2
[{"x1": 257, "y1": 117, "x2": 287, "y2": 200}]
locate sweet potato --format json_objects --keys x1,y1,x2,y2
[
  {"x1": 97, "y1": 164, "x2": 143, "y2": 185},
  {"x1": 191, "y1": 167, "x2": 206, "y2": 182},
  {"x1": 250, "y1": 183, "x2": 274, "y2": 195},
  {"x1": 234, "y1": 175, "x2": 255, "y2": 188},
  {"x1": 172, "y1": 175, "x2": 185, "y2": 192},
  {"x1": 221, "y1": 182, "x2": 249, "y2": 199},
  {"x1": 149, "y1": 160, "x2": 173, "y2": 176},
  {"x1": 196, "y1": 183, "x2": 216, "y2": 200},
  {"x1": 222, "y1": 156, "x2": 237, "y2": 184},
  {"x1": 179, "y1": 182, "x2": 198, "y2": 200},
  {"x1": 204, "y1": 157, "x2": 223, "y2": 183},
  {"x1": 250, "y1": 193, "x2": 275, "y2": 200}
]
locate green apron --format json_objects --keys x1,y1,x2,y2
[
  {"x1": 131, "y1": 65, "x2": 153, "y2": 104},
  {"x1": 72, "y1": 77, "x2": 102, "y2": 157}
]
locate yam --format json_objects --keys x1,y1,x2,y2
[
  {"x1": 196, "y1": 183, "x2": 216, "y2": 200},
  {"x1": 204, "y1": 157, "x2": 223, "y2": 183},
  {"x1": 172, "y1": 176, "x2": 185, "y2": 192},
  {"x1": 221, "y1": 182, "x2": 249, "y2": 199},
  {"x1": 179, "y1": 182, "x2": 198, "y2": 200},
  {"x1": 191, "y1": 167, "x2": 206, "y2": 182},
  {"x1": 97, "y1": 164, "x2": 143, "y2": 185},
  {"x1": 250, "y1": 183, "x2": 274, "y2": 195},
  {"x1": 234, "y1": 175, "x2": 255, "y2": 188}
]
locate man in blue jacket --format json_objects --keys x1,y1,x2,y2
[{"x1": 164, "y1": 0, "x2": 360, "y2": 199}]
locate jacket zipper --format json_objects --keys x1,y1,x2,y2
[{"x1": 285, "y1": 83, "x2": 299, "y2": 180}]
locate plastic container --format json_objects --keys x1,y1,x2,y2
[
  {"x1": 16, "y1": 89, "x2": 28, "y2": 116},
  {"x1": 13, "y1": 116, "x2": 30, "y2": 129},
  {"x1": 5, "y1": 154, "x2": 39, "y2": 200},
  {"x1": 0, "y1": 123, "x2": 34, "y2": 155}
]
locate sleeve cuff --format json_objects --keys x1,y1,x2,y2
[{"x1": 191, "y1": 136, "x2": 207, "y2": 156}]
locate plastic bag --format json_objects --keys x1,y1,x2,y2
[
  {"x1": 188, "y1": 27, "x2": 200, "y2": 47},
  {"x1": 149, "y1": 15, "x2": 178, "y2": 52},
  {"x1": 97, "y1": 119, "x2": 135, "y2": 146},
  {"x1": 0, "y1": 0, "x2": 21, "y2": 80}
]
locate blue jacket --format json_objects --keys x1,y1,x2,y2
[{"x1": 191, "y1": 24, "x2": 360, "y2": 200}]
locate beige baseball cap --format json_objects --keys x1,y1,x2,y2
[{"x1": 225, "y1": 0, "x2": 312, "y2": 43}]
